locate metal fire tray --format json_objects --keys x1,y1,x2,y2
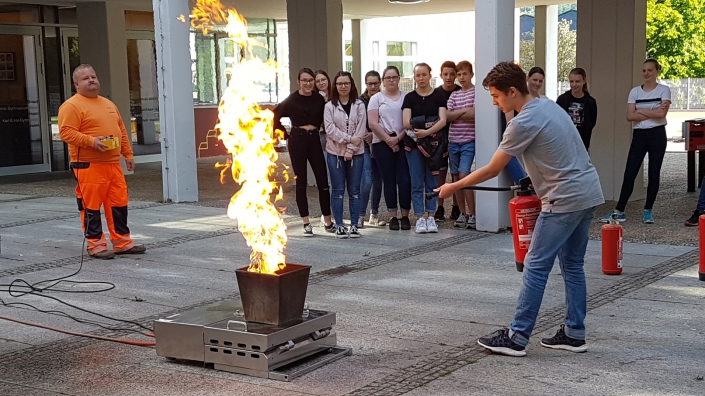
[{"x1": 153, "y1": 299, "x2": 352, "y2": 381}]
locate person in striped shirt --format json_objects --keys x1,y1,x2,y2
[{"x1": 446, "y1": 61, "x2": 477, "y2": 229}]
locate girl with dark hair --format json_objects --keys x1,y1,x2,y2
[
  {"x1": 527, "y1": 67, "x2": 548, "y2": 99},
  {"x1": 273, "y1": 68, "x2": 335, "y2": 237},
  {"x1": 315, "y1": 70, "x2": 332, "y2": 151},
  {"x1": 323, "y1": 71, "x2": 367, "y2": 238},
  {"x1": 402, "y1": 62, "x2": 448, "y2": 234},
  {"x1": 599, "y1": 59, "x2": 671, "y2": 224},
  {"x1": 556, "y1": 67, "x2": 598, "y2": 150},
  {"x1": 368, "y1": 66, "x2": 412, "y2": 231},
  {"x1": 359, "y1": 70, "x2": 386, "y2": 227}
]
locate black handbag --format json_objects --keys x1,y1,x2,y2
[{"x1": 411, "y1": 116, "x2": 448, "y2": 174}]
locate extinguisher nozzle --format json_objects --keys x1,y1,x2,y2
[
  {"x1": 425, "y1": 192, "x2": 440, "y2": 200},
  {"x1": 699, "y1": 272, "x2": 705, "y2": 282},
  {"x1": 515, "y1": 261, "x2": 524, "y2": 272}
]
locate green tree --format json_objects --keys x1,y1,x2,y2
[
  {"x1": 646, "y1": 0, "x2": 705, "y2": 78},
  {"x1": 519, "y1": 19, "x2": 577, "y2": 82}
]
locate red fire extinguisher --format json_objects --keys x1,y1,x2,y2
[
  {"x1": 698, "y1": 215, "x2": 705, "y2": 281},
  {"x1": 509, "y1": 178, "x2": 541, "y2": 272},
  {"x1": 601, "y1": 214, "x2": 623, "y2": 275}
]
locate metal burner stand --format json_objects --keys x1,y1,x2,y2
[{"x1": 154, "y1": 299, "x2": 352, "y2": 381}]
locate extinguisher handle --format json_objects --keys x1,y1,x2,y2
[{"x1": 425, "y1": 185, "x2": 515, "y2": 200}]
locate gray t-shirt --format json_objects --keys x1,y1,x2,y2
[{"x1": 498, "y1": 99, "x2": 604, "y2": 213}]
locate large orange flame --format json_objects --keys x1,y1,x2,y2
[{"x1": 192, "y1": 0, "x2": 287, "y2": 274}]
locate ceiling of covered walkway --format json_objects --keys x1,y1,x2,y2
[{"x1": 11, "y1": 0, "x2": 576, "y2": 19}]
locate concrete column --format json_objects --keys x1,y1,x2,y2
[
  {"x1": 152, "y1": 0, "x2": 199, "y2": 202},
  {"x1": 535, "y1": 5, "x2": 559, "y2": 99},
  {"x1": 286, "y1": 0, "x2": 343, "y2": 93},
  {"x1": 76, "y1": 2, "x2": 130, "y2": 148},
  {"x1": 351, "y1": 19, "x2": 362, "y2": 88},
  {"x1": 577, "y1": 0, "x2": 647, "y2": 201},
  {"x1": 475, "y1": 0, "x2": 515, "y2": 232}
]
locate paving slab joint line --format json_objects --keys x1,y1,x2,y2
[
  {"x1": 345, "y1": 248, "x2": 700, "y2": 395},
  {"x1": 0, "y1": 202, "x2": 171, "y2": 229}
]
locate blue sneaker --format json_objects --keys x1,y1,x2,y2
[
  {"x1": 643, "y1": 209, "x2": 655, "y2": 224},
  {"x1": 598, "y1": 210, "x2": 626, "y2": 223}
]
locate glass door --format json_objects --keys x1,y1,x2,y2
[
  {"x1": 126, "y1": 30, "x2": 160, "y2": 157},
  {"x1": 0, "y1": 25, "x2": 50, "y2": 175}
]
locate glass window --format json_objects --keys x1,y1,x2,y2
[
  {"x1": 0, "y1": 3, "x2": 40, "y2": 23},
  {"x1": 386, "y1": 41, "x2": 414, "y2": 57},
  {"x1": 127, "y1": 38, "x2": 161, "y2": 153}
]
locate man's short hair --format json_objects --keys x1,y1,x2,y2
[
  {"x1": 72, "y1": 64, "x2": 95, "y2": 82},
  {"x1": 440, "y1": 61, "x2": 456, "y2": 72},
  {"x1": 456, "y1": 61, "x2": 473, "y2": 74},
  {"x1": 482, "y1": 62, "x2": 529, "y2": 95}
]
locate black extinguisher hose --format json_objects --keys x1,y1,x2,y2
[{"x1": 425, "y1": 185, "x2": 514, "y2": 200}]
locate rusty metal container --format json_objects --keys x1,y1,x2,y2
[{"x1": 235, "y1": 263, "x2": 311, "y2": 325}]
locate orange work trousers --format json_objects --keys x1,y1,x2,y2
[{"x1": 73, "y1": 162, "x2": 134, "y2": 255}]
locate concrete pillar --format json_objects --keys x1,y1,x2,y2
[
  {"x1": 286, "y1": 0, "x2": 343, "y2": 93},
  {"x1": 475, "y1": 0, "x2": 515, "y2": 232},
  {"x1": 152, "y1": 0, "x2": 199, "y2": 202},
  {"x1": 351, "y1": 19, "x2": 362, "y2": 88},
  {"x1": 577, "y1": 0, "x2": 647, "y2": 201},
  {"x1": 535, "y1": 5, "x2": 559, "y2": 99},
  {"x1": 76, "y1": 2, "x2": 130, "y2": 147}
]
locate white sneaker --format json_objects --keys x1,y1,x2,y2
[
  {"x1": 358, "y1": 216, "x2": 365, "y2": 228},
  {"x1": 466, "y1": 214, "x2": 477, "y2": 229},
  {"x1": 369, "y1": 214, "x2": 386, "y2": 227},
  {"x1": 426, "y1": 217, "x2": 438, "y2": 233},
  {"x1": 415, "y1": 217, "x2": 428, "y2": 234},
  {"x1": 454, "y1": 214, "x2": 467, "y2": 229}
]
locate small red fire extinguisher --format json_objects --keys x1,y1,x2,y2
[
  {"x1": 698, "y1": 215, "x2": 705, "y2": 281},
  {"x1": 601, "y1": 214, "x2": 623, "y2": 275},
  {"x1": 509, "y1": 178, "x2": 541, "y2": 272}
]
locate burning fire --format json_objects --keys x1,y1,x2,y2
[{"x1": 191, "y1": 0, "x2": 287, "y2": 274}]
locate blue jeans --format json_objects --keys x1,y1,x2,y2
[
  {"x1": 449, "y1": 141, "x2": 476, "y2": 175},
  {"x1": 327, "y1": 153, "x2": 363, "y2": 226},
  {"x1": 372, "y1": 142, "x2": 411, "y2": 212},
  {"x1": 506, "y1": 157, "x2": 527, "y2": 185},
  {"x1": 360, "y1": 144, "x2": 383, "y2": 216},
  {"x1": 698, "y1": 175, "x2": 705, "y2": 213},
  {"x1": 406, "y1": 147, "x2": 437, "y2": 216},
  {"x1": 508, "y1": 206, "x2": 596, "y2": 347}
]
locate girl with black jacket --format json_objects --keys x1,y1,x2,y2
[{"x1": 556, "y1": 67, "x2": 598, "y2": 151}]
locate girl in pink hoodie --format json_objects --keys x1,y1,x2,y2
[{"x1": 323, "y1": 71, "x2": 367, "y2": 239}]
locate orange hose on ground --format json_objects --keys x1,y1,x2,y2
[{"x1": 0, "y1": 315, "x2": 156, "y2": 347}]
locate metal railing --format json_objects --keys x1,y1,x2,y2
[{"x1": 555, "y1": 78, "x2": 705, "y2": 110}]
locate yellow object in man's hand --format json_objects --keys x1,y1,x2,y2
[{"x1": 102, "y1": 136, "x2": 120, "y2": 150}]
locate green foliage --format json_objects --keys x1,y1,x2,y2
[
  {"x1": 519, "y1": 19, "x2": 577, "y2": 82},
  {"x1": 646, "y1": 0, "x2": 705, "y2": 78}
]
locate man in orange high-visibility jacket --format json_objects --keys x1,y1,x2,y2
[{"x1": 59, "y1": 64, "x2": 146, "y2": 260}]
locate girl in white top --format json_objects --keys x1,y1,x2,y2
[
  {"x1": 527, "y1": 67, "x2": 549, "y2": 100},
  {"x1": 368, "y1": 66, "x2": 412, "y2": 231},
  {"x1": 600, "y1": 58, "x2": 672, "y2": 224}
]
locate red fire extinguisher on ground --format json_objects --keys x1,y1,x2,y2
[
  {"x1": 698, "y1": 215, "x2": 705, "y2": 281},
  {"x1": 602, "y1": 214, "x2": 623, "y2": 275},
  {"x1": 509, "y1": 178, "x2": 541, "y2": 272}
]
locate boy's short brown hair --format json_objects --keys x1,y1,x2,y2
[
  {"x1": 440, "y1": 61, "x2": 456, "y2": 72},
  {"x1": 456, "y1": 61, "x2": 473, "y2": 74},
  {"x1": 482, "y1": 62, "x2": 529, "y2": 95}
]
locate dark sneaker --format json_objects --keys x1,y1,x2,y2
[
  {"x1": 349, "y1": 225, "x2": 361, "y2": 238},
  {"x1": 540, "y1": 325, "x2": 588, "y2": 353},
  {"x1": 450, "y1": 205, "x2": 461, "y2": 220},
  {"x1": 685, "y1": 210, "x2": 701, "y2": 227},
  {"x1": 434, "y1": 206, "x2": 445, "y2": 221},
  {"x1": 477, "y1": 328, "x2": 526, "y2": 357},
  {"x1": 389, "y1": 217, "x2": 400, "y2": 231},
  {"x1": 114, "y1": 245, "x2": 146, "y2": 255},
  {"x1": 335, "y1": 225, "x2": 349, "y2": 239},
  {"x1": 91, "y1": 250, "x2": 115, "y2": 260},
  {"x1": 324, "y1": 222, "x2": 336, "y2": 233},
  {"x1": 400, "y1": 216, "x2": 411, "y2": 230},
  {"x1": 303, "y1": 223, "x2": 314, "y2": 237}
]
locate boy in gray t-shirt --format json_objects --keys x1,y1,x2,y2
[{"x1": 436, "y1": 61, "x2": 604, "y2": 357}]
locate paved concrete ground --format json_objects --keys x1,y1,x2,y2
[{"x1": 0, "y1": 193, "x2": 704, "y2": 395}]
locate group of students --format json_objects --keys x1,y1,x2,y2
[{"x1": 273, "y1": 57, "x2": 674, "y2": 239}]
